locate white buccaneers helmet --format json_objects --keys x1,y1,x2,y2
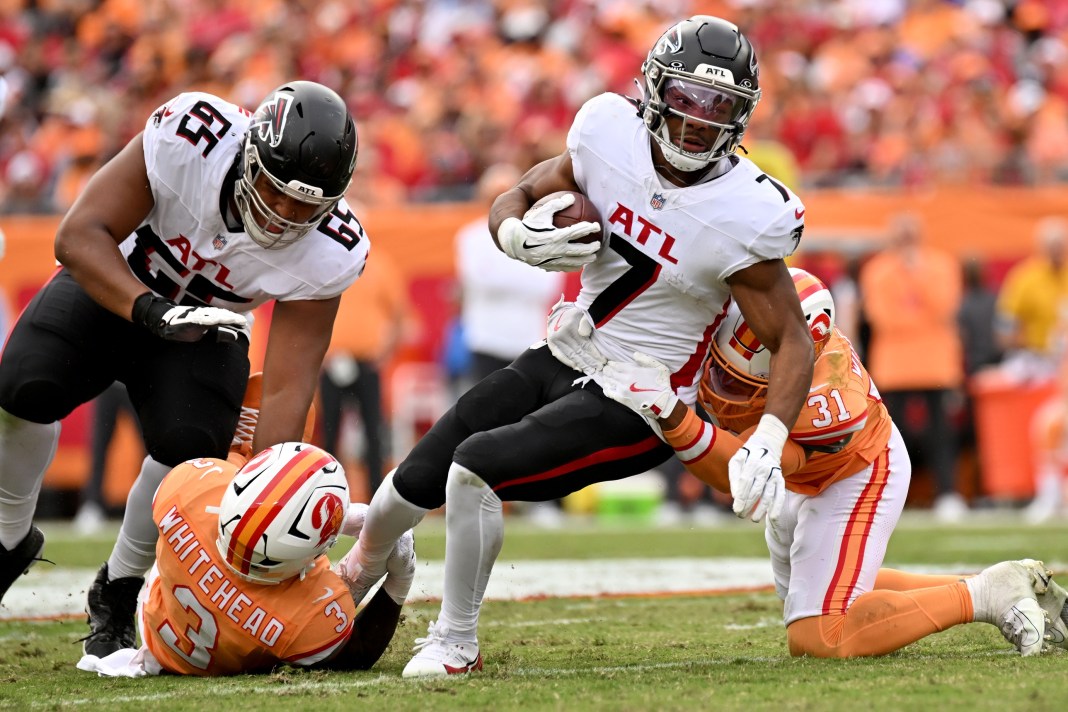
[
  {"x1": 700, "y1": 268, "x2": 835, "y2": 431},
  {"x1": 217, "y1": 442, "x2": 348, "y2": 584}
]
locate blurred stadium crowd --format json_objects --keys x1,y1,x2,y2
[{"x1": 2, "y1": 0, "x2": 1068, "y2": 214}]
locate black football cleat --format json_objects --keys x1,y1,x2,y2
[
  {"x1": 82, "y1": 563, "x2": 144, "y2": 657},
  {"x1": 0, "y1": 525, "x2": 46, "y2": 605}
]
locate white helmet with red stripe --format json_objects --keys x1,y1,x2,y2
[
  {"x1": 217, "y1": 442, "x2": 348, "y2": 585},
  {"x1": 700, "y1": 268, "x2": 835, "y2": 431}
]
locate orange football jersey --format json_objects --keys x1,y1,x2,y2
[
  {"x1": 682, "y1": 328, "x2": 892, "y2": 495},
  {"x1": 781, "y1": 329, "x2": 892, "y2": 494},
  {"x1": 143, "y1": 459, "x2": 356, "y2": 676}
]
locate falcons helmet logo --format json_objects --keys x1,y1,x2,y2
[{"x1": 254, "y1": 93, "x2": 293, "y2": 148}]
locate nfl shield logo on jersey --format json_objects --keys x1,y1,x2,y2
[
  {"x1": 213, "y1": 235, "x2": 228, "y2": 250},
  {"x1": 650, "y1": 192, "x2": 665, "y2": 210}
]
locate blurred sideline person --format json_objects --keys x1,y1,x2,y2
[
  {"x1": 320, "y1": 249, "x2": 414, "y2": 499},
  {"x1": 76, "y1": 375, "x2": 415, "y2": 677},
  {"x1": 996, "y1": 217, "x2": 1068, "y2": 377},
  {"x1": 455, "y1": 163, "x2": 565, "y2": 385},
  {"x1": 956, "y1": 256, "x2": 1002, "y2": 499},
  {"x1": 1025, "y1": 361, "x2": 1068, "y2": 522},
  {"x1": 74, "y1": 383, "x2": 143, "y2": 535},
  {"x1": 349, "y1": 16, "x2": 815, "y2": 677},
  {"x1": 596, "y1": 269, "x2": 1059, "y2": 658},
  {"x1": 0, "y1": 81, "x2": 370, "y2": 660},
  {"x1": 860, "y1": 213, "x2": 966, "y2": 521},
  {"x1": 455, "y1": 163, "x2": 565, "y2": 526}
]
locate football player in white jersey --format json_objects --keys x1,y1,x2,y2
[
  {"x1": 345, "y1": 16, "x2": 816, "y2": 677},
  {"x1": 0, "y1": 81, "x2": 370, "y2": 659}
]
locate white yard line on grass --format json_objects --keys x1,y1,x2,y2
[
  {"x1": 0, "y1": 558, "x2": 777, "y2": 621},
  {"x1": 4, "y1": 557, "x2": 1050, "y2": 622}
]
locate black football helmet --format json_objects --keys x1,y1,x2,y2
[
  {"x1": 235, "y1": 81, "x2": 358, "y2": 249},
  {"x1": 640, "y1": 16, "x2": 761, "y2": 171}
]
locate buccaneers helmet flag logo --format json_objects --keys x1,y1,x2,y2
[
  {"x1": 311, "y1": 492, "x2": 344, "y2": 547},
  {"x1": 255, "y1": 93, "x2": 293, "y2": 148}
]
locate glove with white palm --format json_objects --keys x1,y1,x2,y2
[
  {"x1": 546, "y1": 299, "x2": 606, "y2": 375},
  {"x1": 498, "y1": 193, "x2": 601, "y2": 272},
  {"x1": 335, "y1": 527, "x2": 415, "y2": 606},
  {"x1": 728, "y1": 414, "x2": 789, "y2": 525},
  {"x1": 339, "y1": 502, "x2": 369, "y2": 538},
  {"x1": 599, "y1": 352, "x2": 679, "y2": 420},
  {"x1": 381, "y1": 529, "x2": 416, "y2": 605},
  {"x1": 132, "y1": 293, "x2": 248, "y2": 343}
]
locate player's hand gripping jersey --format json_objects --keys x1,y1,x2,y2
[
  {"x1": 124, "y1": 92, "x2": 369, "y2": 325},
  {"x1": 143, "y1": 459, "x2": 356, "y2": 675},
  {"x1": 567, "y1": 93, "x2": 805, "y2": 403}
]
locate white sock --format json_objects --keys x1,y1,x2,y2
[
  {"x1": 355, "y1": 470, "x2": 429, "y2": 585},
  {"x1": 438, "y1": 462, "x2": 503, "y2": 645},
  {"x1": 106, "y1": 456, "x2": 170, "y2": 580},
  {"x1": 0, "y1": 413, "x2": 59, "y2": 549},
  {"x1": 964, "y1": 577, "x2": 987, "y2": 623}
]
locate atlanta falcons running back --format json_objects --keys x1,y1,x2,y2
[{"x1": 345, "y1": 16, "x2": 816, "y2": 678}]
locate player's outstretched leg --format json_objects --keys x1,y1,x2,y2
[
  {"x1": 402, "y1": 463, "x2": 499, "y2": 678},
  {"x1": 967, "y1": 560, "x2": 1048, "y2": 656},
  {"x1": 0, "y1": 525, "x2": 45, "y2": 604},
  {"x1": 82, "y1": 563, "x2": 144, "y2": 657}
]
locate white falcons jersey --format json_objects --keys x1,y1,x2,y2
[
  {"x1": 569, "y1": 93, "x2": 805, "y2": 403},
  {"x1": 120, "y1": 92, "x2": 368, "y2": 318}
]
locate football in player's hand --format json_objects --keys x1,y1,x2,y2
[{"x1": 535, "y1": 190, "x2": 603, "y2": 244}]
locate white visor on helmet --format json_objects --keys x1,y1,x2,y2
[{"x1": 647, "y1": 71, "x2": 759, "y2": 172}]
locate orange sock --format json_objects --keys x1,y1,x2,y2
[
  {"x1": 786, "y1": 582, "x2": 974, "y2": 657},
  {"x1": 875, "y1": 568, "x2": 967, "y2": 591}
]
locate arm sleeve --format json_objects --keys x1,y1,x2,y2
[{"x1": 660, "y1": 409, "x2": 806, "y2": 493}]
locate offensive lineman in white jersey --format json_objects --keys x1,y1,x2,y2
[
  {"x1": 343, "y1": 16, "x2": 815, "y2": 677},
  {"x1": 0, "y1": 81, "x2": 369, "y2": 658}
]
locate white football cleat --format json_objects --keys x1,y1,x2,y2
[
  {"x1": 402, "y1": 620, "x2": 482, "y2": 678},
  {"x1": 968, "y1": 560, "x2": 1048, "y2": 656},
  {"x1": 1020, "y1": 559, "x2": 1068, "y2": 651}
]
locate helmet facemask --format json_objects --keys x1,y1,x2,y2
[
  {"x1": 235, "y1": 137, "x2": 344, "y2": 250},
  {"x1": 235, "y1": 81, "x2": 357, "y2": 250},
  {"x1": 642, "y1": 63, "x2": 759, "y2": 172},
  {"x1": 699, "y1": 341, "x2": 768, "y2": 433},
  {"x1": 698, "y1": 268, "x2": 835, "y2": 432}
]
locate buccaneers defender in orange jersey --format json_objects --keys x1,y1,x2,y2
[
  {"x1": 595, "y1": 269, "x2": 1064, "y2": 657},
  {"x1": 77, "y1": 375, "x2": 415, "y2": 677}
]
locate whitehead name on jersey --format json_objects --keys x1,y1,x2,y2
[
  {"x1": 121, "y1": 92, "x2": 369, "y2": 319},
  {"x1": 568, "y1": 93, "x2": 805, "y2": 403}
]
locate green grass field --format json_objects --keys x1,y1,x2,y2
[{"x1": 2, "y1": 515, "x2": 1066, "y2": 711}]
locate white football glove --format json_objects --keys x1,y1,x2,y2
[
  {"x1": 381, "y1": 529, "x2": 416, "y2": 605},
  {"x1": 339, "y1": 502, "x2": 369, "y2": 538},
  {"x1": 728, "y1": 414, "x2": 789, "y2": 525},
  {"x1": 335, "y1": 528, "x2": 415, "y2": 606},
  {"x1": 546, "y1": 298, "x2": 606, "y2": 375},
  {"x1": 335, "y1": 542, "x2": 378, "y2": 607},
  {"x1": 497, "y1": 193, "x2": 602, "y2": 272},
  {"x1": 132, "y1": 293, "x2": 248, "y2": 343},
  {"x1": 600, "y1": 352, "x2": 679, "y2": 420}
]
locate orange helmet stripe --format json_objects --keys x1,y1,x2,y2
[
  {"x1": 226, "y1": 447, "x2": 334, "y2": 575},
  {"x1": 728, "y1": 321, "x2": 762, "y2": 361},
  {"x1": 793, "y1": 271, "x2": 828, "y2": 302}
]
